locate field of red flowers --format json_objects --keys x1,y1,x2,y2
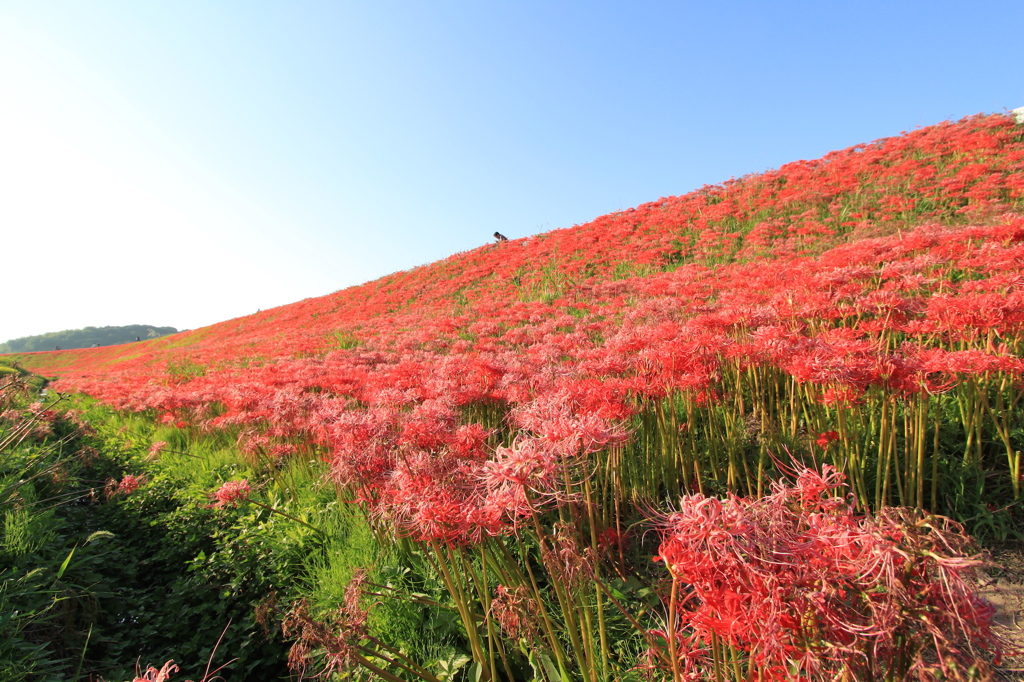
[{"x1": 13, "y1": 112, "x2": 1024, "y2": 680}]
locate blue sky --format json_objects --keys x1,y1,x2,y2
[{"x1": 1, "y1": 1, "x2": 1021, "y2": 342}]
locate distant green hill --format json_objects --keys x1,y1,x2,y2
[{"x1": 0, "y1": 325, "x2": 178, "y2": 353}]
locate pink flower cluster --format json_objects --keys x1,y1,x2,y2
[
  {"x1": 103, "y1": 474, "x2": 145, "y2": 499},
  {"x1": 118, "y1": 474, "x2": 143, "y2": 495},
  {"x1": 212, "y1": 479, "x2": 251, "y2": 508}
]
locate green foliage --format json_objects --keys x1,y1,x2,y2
[
  {"x1": 165, "y1": 357, "x2": 207, "y2": 382},
  {"x1": 57, "y1": 407, "x2": 294, "y2": 681},
  {"x1": 3, "y1": 507, "x2": 57, "y2": 557},
  {"x1": 0, "y1": 325, "x2": 178, "y2": 353},
  {"x1": 0, "y1": 386, "x2": 117, "y2": 681},
  {"x1": 301, "y1": 513, "x2": 469, "y2": 673},
  {"x1": 517, "y1": 259, "x2": 578, "y2": 304},
  {"x1": 0, "y1": 379, "x2": 400, "y2": 681},
  {"x1": 0, "y1": 359, "x2": 45, "y2": 390},
  {"x1": 331, "y1": 330, "x2": 363, "y2": 350}
]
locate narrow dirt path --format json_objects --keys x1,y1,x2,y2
[{"x1": 981, "y1": 543, "x2": 1024, "y2": 680}]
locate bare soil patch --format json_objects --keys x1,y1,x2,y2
[{"x1": 980, "y1": 542, "x2": 1024, "y2": 680}]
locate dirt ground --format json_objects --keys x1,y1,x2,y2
[{"x1": 980, "y1": 542, "x2": 1024, "y2": 680}]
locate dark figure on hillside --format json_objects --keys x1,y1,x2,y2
[
  {"x1": 55, "y1": 346, "x2": 60, "y2": 351},
  {"x1": 135, "y1": 337, "x2": 141, "y2": 342},
  {"x1": 494, "y1": 232, "x2": 508, "y2": 242}
]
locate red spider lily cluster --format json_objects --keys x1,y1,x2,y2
[
  {"x1": 652, "y1": 466, "x2": 997, "y2": 680},
  {"x1": 211, "y1": 479, "x2": 251, "y2": 508},
  {"x1": 29, "y1": 209, "x2": 1024, "y2": 528},
  {"x1": 118, "y1": 474, "x2": 143, "y2": 495},
  {"x1": 11, "y1": 113, "x2": 1024, "y2": 677},
  {"x1": 104, "y1": 474, "x2": 145, "y2": 498}
]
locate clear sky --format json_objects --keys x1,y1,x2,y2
[{"x1": 1, "y1": 1, "x2": 1021, "y2": 343}]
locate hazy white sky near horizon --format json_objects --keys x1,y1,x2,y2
[{"x1": 1, "y1": 1, "x2": 1022, "y2": 343}]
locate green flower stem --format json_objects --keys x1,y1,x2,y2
[{"x1": 248, "y1": 500, "x2": 325, "y2": 537}]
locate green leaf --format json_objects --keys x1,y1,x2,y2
[
  {"x1": 56, "y1": 546, "x2": 76, "y2": 580},
  {"x1": 539, "y1": 652, "x2": 564, "y2": 682}
]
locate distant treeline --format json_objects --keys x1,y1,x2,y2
[{"x1": 0, "y1": 325, "x2": 178, "y2": 353}]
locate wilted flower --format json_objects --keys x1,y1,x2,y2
[
  {"x1": 282, "y1": 570, "x2": 371, "y2": 677},
  {"x1": 540, "y1": 522, "x2": 596, "y2": 587},
  {"x1": 491, "y1": 584, "x2": 540, "y2": 641},
  {"x1": 132, "y1": 661, "x2": 185, "y2": 682}
]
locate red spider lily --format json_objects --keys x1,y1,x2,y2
[
  {"x1": 813, "y1": 430, "x2": 840, "y2": 449},
  {"x1": 595, "y1": 526, "x2": 629, "y2": 556},
  {"x1": 118, "y1": 474, "x2": 144, "y2": 495},
  {"x1": 105, "y1": 474, "x2": 145, "y2": 498},
  {"x1": 212, "y1": 479, "x2": 251, "y2": 508},
  {"x1": 132, "y1": 661, "x2": 185, "y2": 682},
  {"x1": 32, "y1": 116, "x2": 1024, "y2": 421},
  {"x1": 652, "y1": 467, "x2": 1001, "y2": 680},
  {"x1": 483, "y1": 437, "x2": 565, "y2": 492}
]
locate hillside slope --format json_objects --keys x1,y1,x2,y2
[
  {"x1": 10, "y1": 111, "x2": 1024, "y2": 680},
  {"x1": 9, "y1": 110, "x2": 1021, "y2": 508},
  {"x1": 17, "y1": 113, "x2": 1024, "y2": 383}
]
